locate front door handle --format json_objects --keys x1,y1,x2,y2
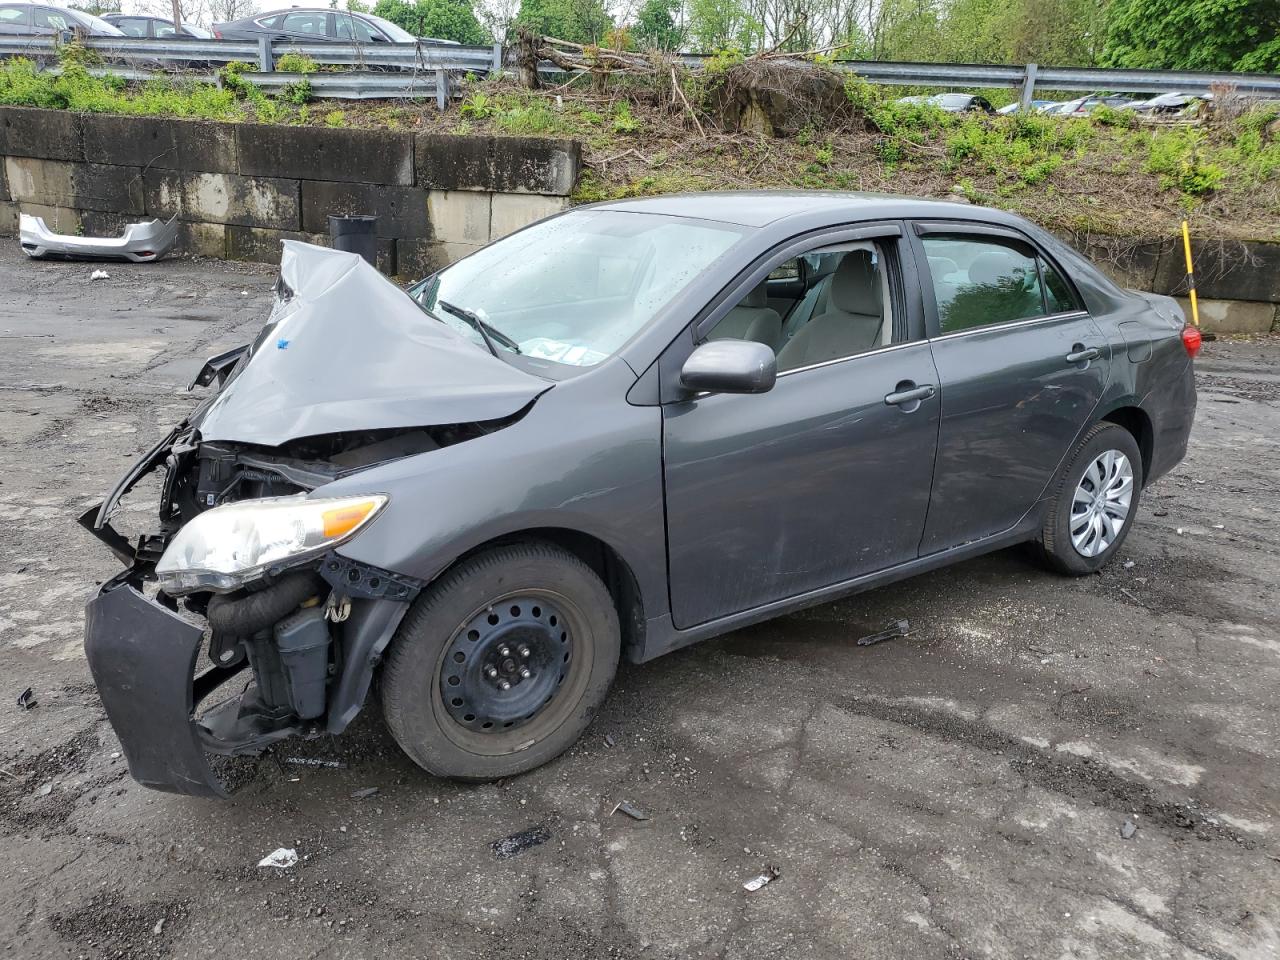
[
  {"x1": 884, "y1": 382, "x2": 936, "y2": 408},
  {"x1": 1066, "y1": 344, "x2": 1100, "y2": 364}
]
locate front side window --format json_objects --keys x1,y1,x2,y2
[
  {"x1": 705, "y1": 241, "x2": 894, "y2": 373},
  {"x1": 922, "y1": 235, "x2": 1054, "y2": 334},
  {"x1": 410, "y1": 210, "x2": 745, "y2": 370},
  {"x1": 33, "y1": 7, "x2": 71, "y2": 29},
  {"x1": 336, "y1": 13, "x2": 378, "y2": 41}
]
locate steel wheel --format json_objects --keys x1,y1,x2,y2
[
  {"x1": 1069, "y1": 449, "x2": 1134, "y2": 558},
  {"x1": 439, "y1": 594, "x2": 575, "y2": 736}
]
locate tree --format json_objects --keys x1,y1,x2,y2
[
  {"x1": 513, "y1": 0, "x2": 613, "y2": 43},
  {"x1": 633, "y1": 0, "x2": 683, "y2": 49},
  {"x1": 372, "y1": 0, "x2": 489, "y2": 43},
  {"x1": 684, "y1": 0, "x2": 763, "y2": 50},
  {"x1": 1101, "y1": 0, "x2": 1280, "y2": 71}
]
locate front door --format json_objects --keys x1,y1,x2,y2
[
  {"x1": 662, "y1": 234, "x2": 940, "y2": 628},
  {"x1": 911, "y1": 225, "x2": 1111, "y2": 552}
]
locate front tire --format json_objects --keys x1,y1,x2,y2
[
  {"x1": 1035, "y1": 422, "x2": 1143, "y2": 576},
  {"x1": 381, "y1": 542, "x2": 620, "y2": 780}
]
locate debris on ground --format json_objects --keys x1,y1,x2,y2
[
  {"x1": 153, "y1": 918, "x2": 165, "y2": 935},
  {"x1": 16, "y1": 687, "x2": 36, "y2": 710},
  {"x1": 1121, "y1": 819, "x2": 1138, "y2": 840},
  {"x1": 1123, "y1": 560, "x2": 1136, "y2": 569},
  {"x1": 491, "y1": 824, "x2": 551, "y2": 860},
  {"x1": 857, "y1": 619, "x2": 910, "y2": 647},
  {"x1": 604, "y1": 733, "x2": 616, "y2": 747},
  {"x1": 257, "y1": 848, "x2": 299, "y2": 869},
  {"x1": 743, "y1": 865, "x2": 781, "y2": 891},
  {"x1": 611, "y1": 800, "x2": 651, "y2": 821},
  {"x1": 89, "y1": 270, "x2": 110, "y2": 281},
  {"x1": 350, "y1": 787, "x2": 379, "y2": 799},
  {"x1": 36, "y1": 782, "x2": 53, "y2": 797},
  {"x1": 284, "y1": 756, "x2": 346, "y2": 768}
]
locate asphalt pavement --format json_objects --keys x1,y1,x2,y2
[{"x1": 0, "y1": 244, "x2": 1277, "y2": 960}]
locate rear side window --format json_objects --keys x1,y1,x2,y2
[
  {"x1": 282, "y1": 11, "x2": 327, "y2": 34},
  {"x1": 115, "y1": 17, "x2": 148, "y2": 35},
  {"x1": 0, "y1": 5, "x2": 30, "y2": 24},
  {"x1": 922, "y1": 235, "x2": 1072, "y2": 334},
  {"x1": 1043, "y1": 259, "x2": 1081, "y2": 313}
]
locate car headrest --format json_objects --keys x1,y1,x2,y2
[
  {"x1": 967, "y1": 250, "x2": 1022, "y2": 288},
  {"x1": 739, "y1": 280, "x2": 769, "y2": 309},
  {"x1": 829, "y1": 250, "x2": 880, "y2": 316}
]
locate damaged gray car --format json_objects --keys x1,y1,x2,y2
[{"x1": 82, "y1": 193, "x2": 1199, "y2": 797}]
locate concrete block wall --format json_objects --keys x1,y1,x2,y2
[
  {"x1": 1065, "y1": 232, "x2": 1280, "y2": 334},
  {"x1": 0, "y1": 106, "x2": 578, "y2": 278}
]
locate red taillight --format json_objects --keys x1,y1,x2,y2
[
  {"x1": 1181, "y1": 325, "x2": 1202, "y2": 358},
  {"x1": 213, "y1": 28, "x2": 222, "y2": 37}
]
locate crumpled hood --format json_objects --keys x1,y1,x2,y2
[{"x1": 194, "y1": 241, "x2": 550, "y2": 447}]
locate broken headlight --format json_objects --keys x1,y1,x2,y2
[{"x1": 155, "y1": 494, "x2": 388, "y2": 595}]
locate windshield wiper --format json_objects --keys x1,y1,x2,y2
[{"x1": 437, "y1": 300, "x2": 521, "y2": 356}]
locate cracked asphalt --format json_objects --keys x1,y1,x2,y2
[{"x1": 0, "y1": 243, "x2": 1278, "y2": 960}]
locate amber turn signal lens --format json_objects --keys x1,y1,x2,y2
[
  {"x1": 1181, "y1": 325, "x2": 1202, "y2": 359},
  {"x1": 321, "y1": 500, "x2": 379, "y2": 539}
]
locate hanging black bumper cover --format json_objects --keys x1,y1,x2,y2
[{"x1": 83, "y1": 579, "x2": 230, "y2": 798}]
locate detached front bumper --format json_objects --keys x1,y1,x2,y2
[{"x1": 85, "y1": 578, "x2": 230, "y2": 798}]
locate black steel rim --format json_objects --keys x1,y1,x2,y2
[{"x1": 439, "y1": 595, "x2": 573, "y2": 734}]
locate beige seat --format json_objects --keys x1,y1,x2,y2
[
  {"x1": 707, "y1": 281, "x2": 781, "y2": 350},
  {"x1": 776, "y1": 251, "x2": 883, "y2": 371}
]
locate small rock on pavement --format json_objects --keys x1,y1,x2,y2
[
  {"x1": 350, "y1": 787, "x2": 379, "y2": 799},
  {"x1": 153, "y1": 918, "x2": 165, "y2": 935},
  {"x1": 1121, "y1": 819, "x2": 1138, "y2": 840}
]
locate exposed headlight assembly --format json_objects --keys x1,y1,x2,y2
[{"x1": 156, "y1": 494, "x2": 387, "y2": 595}]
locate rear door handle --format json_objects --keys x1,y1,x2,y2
[
  {"x1": 1066, "y1": 345, "x2": 1100, "y2": 363},
  {"x1": 884, "y1": 383, "x2": 936, "y2": 407}
]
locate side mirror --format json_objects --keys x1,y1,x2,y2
[{"x1": 680, "y1": 340, "x2": 777, "y2": 395}]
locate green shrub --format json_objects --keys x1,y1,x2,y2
[
  {"x1": 611, "y1": 100, "x2": 640, "y2": 134},
  {"x1": 460, "y1": 91, "x2": 495, "y2": 119},
  {"x1": 276, "y1": 51, "x2": 318, "y2": 75}
]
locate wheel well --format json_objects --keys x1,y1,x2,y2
[
  {"x1": 452, "y1": 528, "x2": 646, "y2": 661},
  {"x1": 1102, "y1": 406, "x2": 1153, "y2": 483}
]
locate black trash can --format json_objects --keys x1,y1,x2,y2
[{"x1": 328, "y1": 215, "x2": 378, "y2": 267}]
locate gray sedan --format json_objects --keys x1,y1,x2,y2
[{"x1": 81, "y1": 193, "x2": 1199, "y2": 797}]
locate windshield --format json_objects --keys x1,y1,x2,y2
[
  {"x1": 364, "y1": 13, "x2": 415, "y2": 40},
  {"x1": 409, "y1": 210, "x2": 746, "y2": 369},
  {"x1": 71, "y1": 9, "x2": 124, "y2": 33}
]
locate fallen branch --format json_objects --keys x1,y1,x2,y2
[{"x1": 672, "y1": 66, "x2": 706, "y2": 138}]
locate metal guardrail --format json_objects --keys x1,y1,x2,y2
[{"x1": 5, "y1": 36, "x2": 1280, "y2": 104}]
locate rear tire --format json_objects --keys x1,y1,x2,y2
[
  {"x1": 381, "y1": 542, "x2": 620, "y2": 781},
  {"x1": 1034, "y1": 422, "x2": 1143, "y2": 576}
]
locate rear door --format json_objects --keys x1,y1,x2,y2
[
  {"x1": 662, "y1": 224, "x2": 941, "y2": 628},
  {"x1": 910, "y1": 222, "x2": 1111, "y2": 553}
]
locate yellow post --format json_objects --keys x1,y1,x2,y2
[{"x1": 1181, "y1": 219, "x2": 1200, "y2": 327}]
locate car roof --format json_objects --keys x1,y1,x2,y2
[{"x1": 596, "y1": 191, "x2": 1025, "y2": 230}]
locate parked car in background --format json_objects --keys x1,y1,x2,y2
[
  {"x1": 212, "y1": 7, "x2": 451, "y2": 43},
  {"x1": 997, "y1": 99, "x2": 1055, "y2": 114},
  {"x1": 1123, "y1": 92, "x2": 1210, "y2": 115},
  {"x1": 897, "y1": 93, "x2": 996, "y2": 114},
  {"x1": 81, "y1": 192, "x2": 1199, "y2": 798},
  {"x1": 103, "y1": 13, "x2": 212, "y2": 38},
  {"x1": 0, "y1": 1, "x2": 123, "y2": 36},
  {"x1": 1042, "y1": 95, "x2": 1136, "y2": 116}
]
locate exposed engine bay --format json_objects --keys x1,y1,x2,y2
[{"x1": 79, "y1": 242, "x2": 549, "y2": 797}]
